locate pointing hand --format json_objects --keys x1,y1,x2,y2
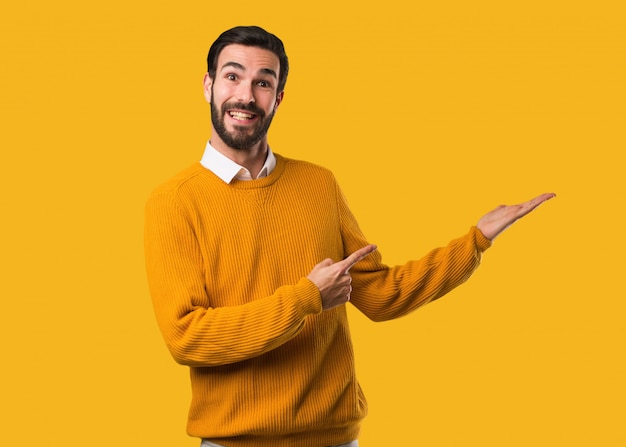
[{"x1": 307, "y1": 245, "x2": 378, "y2": 310}]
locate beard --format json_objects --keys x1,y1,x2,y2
[{"x1": 210, "y1": 96, "x2": 276, "y2": 151}]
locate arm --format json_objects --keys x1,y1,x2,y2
[
  {"x1": 337, "y1": 187, "x2": 555, "y2": 322},
  {"x1": 349, "y1": 227, "x2": 491, "y2": 322},
  {"x1": 144, "y1": 191, "x2": 322, "y2": 367}
]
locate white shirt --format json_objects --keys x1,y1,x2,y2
[{"x1": 200, "y1": 141, "x2": 277, "y2": 184}]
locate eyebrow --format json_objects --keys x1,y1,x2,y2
[{"x1": 221, "y1": 61, "x2": 277, "y2": 79}]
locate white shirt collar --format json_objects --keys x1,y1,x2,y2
[{"x1": 200, "y1": 141, "x2": 277, "y2": 184}]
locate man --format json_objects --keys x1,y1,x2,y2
[{"x1": 144, "y1": 26, "x2": 555, "y2": 447}]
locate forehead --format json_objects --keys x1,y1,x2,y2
[{"x1": 217, "y1": 44, "x2": 280, "y2": 74}]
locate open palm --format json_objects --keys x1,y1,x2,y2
[{"x1": 477, "y1": 193, "x2": 556, "y2": 241}]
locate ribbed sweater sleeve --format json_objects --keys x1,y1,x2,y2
[
  {"x1": 334, "y1": 183, "x2": 492, "y2": 321},
  {"x1": 144, "y1": 170, "x2": 322, "y2": 367}
]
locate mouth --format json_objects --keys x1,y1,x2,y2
[{"x1": 227, "y1": 110, "x2": 257, "y2": 122}]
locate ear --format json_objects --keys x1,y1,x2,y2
[
  {"x1": 274, "y1": 91, "x2": 285, "y2": 111},
  {"x1": 202, "y1": 73, "x2": 213, "y2": 103}
]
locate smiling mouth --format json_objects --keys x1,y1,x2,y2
[{"x1": 228, "y1": 111, "x2": 256, "y2": 121}]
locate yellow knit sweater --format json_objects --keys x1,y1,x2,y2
[{"x1": 144, "y1": 154, "x2": 491, "y2": 447}]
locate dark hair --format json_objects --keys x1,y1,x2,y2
[{"x1": 207, "y1": 26, "x2": 289, "y2": 94}]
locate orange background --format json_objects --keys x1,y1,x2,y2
[{"x1": 1, "y1": 1, "x2": 625, "y2": 445}]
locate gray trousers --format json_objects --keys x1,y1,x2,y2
[{"x1": 201, "y1": 440, "x2": 358, "y2": 447}]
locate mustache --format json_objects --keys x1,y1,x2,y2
[{"x1": 223, "y1": 102, "x2": 265, "y2": 117}]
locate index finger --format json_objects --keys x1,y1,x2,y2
[{"x1": 338, "y1": 244, "x2": 378, "y2": 274}]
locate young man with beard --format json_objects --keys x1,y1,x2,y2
[{"x1": 144, "y1": 26, "x2": 555, "y2": 447}]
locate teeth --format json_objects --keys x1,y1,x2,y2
[{"x1": 229, "y1": 111, "x2": 254, "y2": 120}]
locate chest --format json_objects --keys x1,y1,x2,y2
[{"x1": 189, "y1": 185, "x2": 344, "y2": 305}]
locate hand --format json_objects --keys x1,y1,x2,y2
[
  {"x1": 307, "y1": 245, "x2": 378, "y2": 310},
  {"x1": 477, "y1": 192, "x2": 556, "y2": 241}
]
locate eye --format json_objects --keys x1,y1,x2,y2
[
  {"x1": 257, "y1": 80, "x2": 270, "y2": 88},
  {"x1": 226, "y1": 73, "x2": 237, "y2": 81}
]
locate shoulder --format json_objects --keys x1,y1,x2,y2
[
  {"x1": 147, "y1": 163, "x2": 211, "y2": 198},
  {"x1": 145, "y1": 163, "x2": 219, "y2": 215},
  {"x1": 276, "y1": 154, "x2": 337, "y2": 183}
]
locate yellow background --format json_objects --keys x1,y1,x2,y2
[{"x1": 1, "y1": 1, "x2": 624, "y2": 445}]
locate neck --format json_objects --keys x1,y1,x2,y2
[{"x1": 210, "y1": 138, "x2": 269, "y2": 179}]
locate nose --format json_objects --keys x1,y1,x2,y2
[{"x1": 236, "y1": 81, "x2": 255, "y2": 104}]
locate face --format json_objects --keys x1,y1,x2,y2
[{"x1": 204, "y1": 44, "x2": 284, "y2": 151}]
